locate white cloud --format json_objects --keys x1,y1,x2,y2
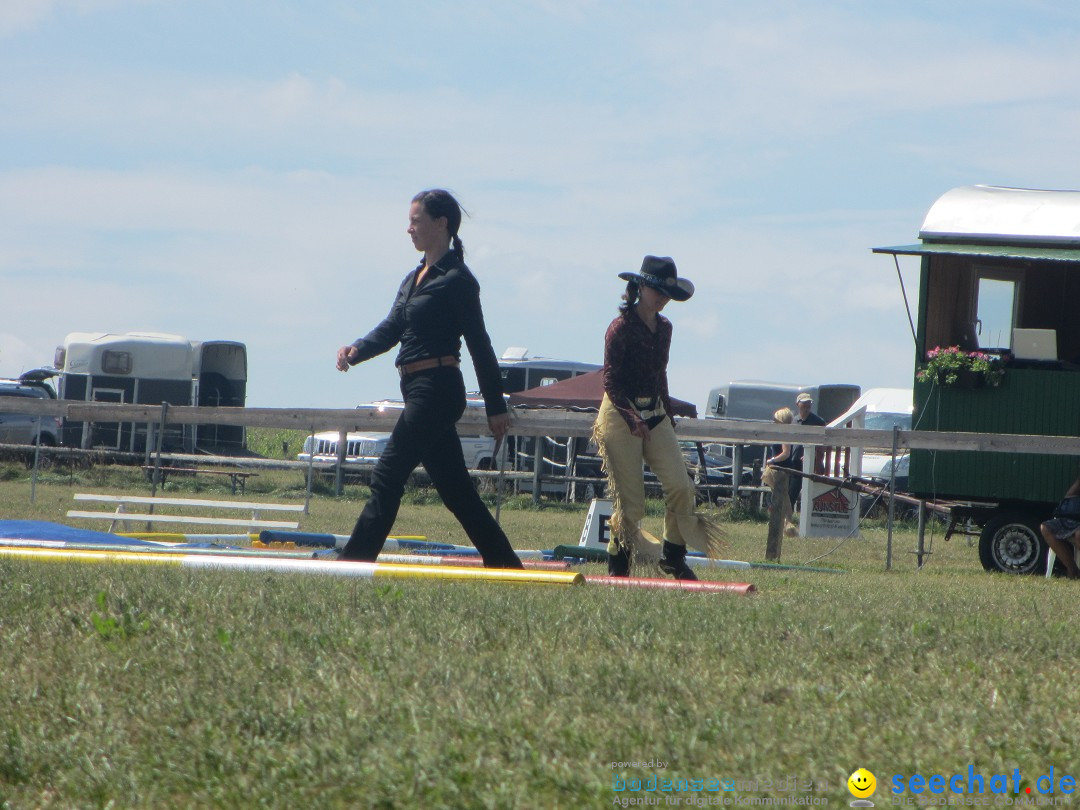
[
  {"x1": 0, "y1": 0, "x2": 53, "y2": 36},
  {"x1": 0, "y1": 0, "x2": 146, "y2": 36}
]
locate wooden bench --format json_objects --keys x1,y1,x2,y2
[
  {"x1": 67, "y1": 493, "x2": 304, "y2": 533},
  {"x1": 141, "y1": 466, "x2": 259, "y2": 495}
]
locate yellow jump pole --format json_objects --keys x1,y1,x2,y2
[{"x1": 0, "y1": 547, "x2": 583, "y2": 586}]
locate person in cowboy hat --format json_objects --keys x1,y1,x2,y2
[{"x1": 591, "y1": 255, "x2": 726, "y2": 579}]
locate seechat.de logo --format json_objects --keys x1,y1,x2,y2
[{"x1": 849, "y1": 768, "x2": 877, "y2": 807}]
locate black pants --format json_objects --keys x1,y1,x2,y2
[
  {"x1": 788, "y1": 469, "x2": 801, "y2": 514},
  {"x1": 341, "y1": 367, "x2": 522, "y2": 569}
]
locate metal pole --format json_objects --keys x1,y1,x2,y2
[
  {"x1": 916, "y1": 500, "x2": 927, "y2": 568},
  {"x1": 567, "y1": 436, "x2": 577, "y2": 502},
  {"x1": 304, "y1": 425, "x2": 315, "y2": 515},
  {"x1": 732, "y1": 444, "x2": 742, "y2": 502},
  {"x1": 143, "y1": 422, "x2": 153, "y2": 467},
  {"x1": 30, "y1": 416, "x2": 42, "y2": 504},
  {"x1": 494, "y1": 437, "x2": 507, "y2": 525},
  {"x1": 335, "y1": 429, "x2": 347, "y2": 497},
  {"x1": 532, "y1": 436, "x2": 543, "y2": 505},
  {"x1": 150, "y1": 403, "x2": 168, "y2": 497},
  {"x1": 886, "y1": 425, "x2": 898, "y2": 570}
]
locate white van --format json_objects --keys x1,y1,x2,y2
[
  {"x1": 832, "y1": 388, "x2": 914, "y2": 486},
  {"x1": 833, "y1": 387, "x2": 913, "y2": 433},
  {"x1": 297, "y1": 431, "x2": 496, "y2": 475}
]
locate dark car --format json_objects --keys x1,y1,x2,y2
[{"x1": 644, "y1": 442, "x2": 753, "y2": 502}]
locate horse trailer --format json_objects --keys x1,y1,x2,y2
[{"x1": 54, "y1": 331, "x2": 247, "y2": 454}]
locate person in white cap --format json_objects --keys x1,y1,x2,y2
[{"x1": 787, "y1": 392, "x2": 826, "y2": 529}]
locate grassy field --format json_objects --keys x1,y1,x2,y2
[{"x1": 1, "y1": 451, "x2": 1077, "y2": 809}]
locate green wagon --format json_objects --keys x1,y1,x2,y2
[{"x1": 875, "y1": 185, "x2": 1080, "y2": 574}]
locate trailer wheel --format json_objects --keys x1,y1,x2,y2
[{"x1": 978, "y1": 512, "x2": 1047, "y2": 575}]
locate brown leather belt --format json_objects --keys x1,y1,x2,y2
[{"x1": 398, "y1": 355, "x2": 460, "y2": 377}]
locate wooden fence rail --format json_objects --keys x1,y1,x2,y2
[{"x1": 6, "y1": 397, "x2": 1080, "y2": 456}]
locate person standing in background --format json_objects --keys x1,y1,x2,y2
[{"x1": 787, "y1": 392, "x2": 826, "y2": 531}]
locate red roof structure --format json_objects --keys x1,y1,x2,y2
[{"x1": 507, "y1": 370, "x2": 697, "y2": 417}]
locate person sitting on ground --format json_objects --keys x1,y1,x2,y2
[{"x1": 1040, "y1": 475, "x2": 1080, "y2": 579}]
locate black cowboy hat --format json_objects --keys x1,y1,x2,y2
[{"x1": 618, "y1": 255, "x2": 695, "y2": 302}]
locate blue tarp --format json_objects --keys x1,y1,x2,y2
[{"x1": 0, "y1": 521, "x2": 240, "y2": 550}]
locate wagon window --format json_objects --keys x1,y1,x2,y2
[{"x1": 973, "y1": 271, "x2": 1019, "y2": 351}]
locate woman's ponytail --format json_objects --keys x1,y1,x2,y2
[{"x1": 618, "y1": 280, "x2": 640, "y2": 315}]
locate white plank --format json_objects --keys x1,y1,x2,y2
[
  {"x1": 72, "y1": 494, "x2": 304, "y2": 512},
  {"x1": 66, "y1": 511, "x2": 299, "y2": 529}
]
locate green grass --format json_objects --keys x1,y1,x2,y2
[
  {"x1": 243, "y1": 427, "x2": 311, "y2": 461},
  {"x1": 1, "y1": 456, "x2": 1076, "y2": 809}
]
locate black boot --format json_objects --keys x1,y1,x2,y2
[
  {"x1": 607, "y1": 543, "x2": 631, "y2": 577},
  {"x1": 659, "y1": 541, "x2": 698, "y2": 581}
]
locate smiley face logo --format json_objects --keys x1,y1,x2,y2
[{"x1": 847, "y1": 768, "x2": 877, "y2": 799}]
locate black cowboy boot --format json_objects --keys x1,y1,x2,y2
[
  {"x1": 659, "y1": 540, "x2": 698, "y2": 581},
  {"x1": 607, "y1": 542, "x2": 631, "y2": 577}
]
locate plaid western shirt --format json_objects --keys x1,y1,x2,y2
[{"x1": 602, "y1": 307, "x2": 675, "y2": 432}]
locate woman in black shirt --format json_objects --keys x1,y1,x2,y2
[{"x1": 335, "y1": 189, "x2": 522, "y2": 568}]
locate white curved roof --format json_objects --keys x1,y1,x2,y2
[
  {"x1": 920, "y1": 185, "x2": 1080, "y2": 245},
  {"x1": 60, "y1": 332, "x2": 193, "y2": 378}
]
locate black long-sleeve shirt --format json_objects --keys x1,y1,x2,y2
[{"x1": 348, "y1": 251, "x2": 507, "y2": 416}]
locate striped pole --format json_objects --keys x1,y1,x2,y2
[
  {"x1": 585, "y1": 576, "x2": 756, "y2": 595},
  {"x1": 375, "y1": 553, "x2": 570, "y2": 571},
  {"x1": 118, "y1": 532, "x2": 259, "y2": 543},
  {"x1": 257, "y1": 530, "x2": 550, "y2": 560},
  {"x1": 258, "y1": 530, "x2": 429, "y2": 549},
  {"x1": 0, "y1": 539, "x2": 567, "y2": 568},
  {"x1": 0, "y1": 546, "x2": 582, "y2": 585},
  {"x1": 0, "y1": 537, "x2": 321, "y2": 559}
]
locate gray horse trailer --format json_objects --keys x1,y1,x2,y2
[{"x1": 54, "y1": 332, "x2": 247, "y2": 453}]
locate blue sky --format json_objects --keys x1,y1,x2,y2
[{"x1": 4, "y1": 0, "x2": 1080, "y2": 410}]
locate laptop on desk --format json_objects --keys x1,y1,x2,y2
[{"x1": 1011, "y1": 328, "x2": 1058, "y2": 361}]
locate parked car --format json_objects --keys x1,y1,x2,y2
[
  {"x1": 0, "y1": 373, "x2": 63, "y2": 463},
  {"x1": 858, "y1": 453, "x2": 912, "y2": 517},
  {"x1": 297, "y1": 430, "x2": 497, "y2": 481},
  {"x1": 642, "y1": 442, "x2": 754, "y2": 502},
  {"x1": 861, "y1": 452, "x2": 909, "y2": 484}
]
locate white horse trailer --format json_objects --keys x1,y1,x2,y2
[{"x1": 54, "y1": 332, "x2": 247, "y2": 453}]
